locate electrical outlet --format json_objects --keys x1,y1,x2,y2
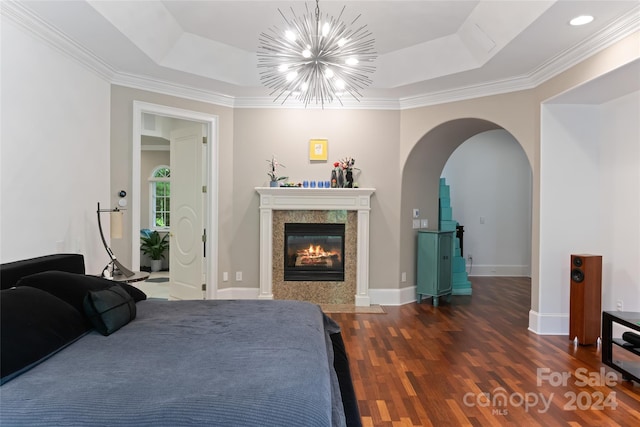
[
  {"x1": 616, "y1": 300, "x2": 623, "y2": 311},
  {"x1": 401, "y1": 272, "x2": 406, "y2": 282},
  {"x1": 420, "y1": 219, "x2": 428, "y2": 228},
  {"x1": 412, "y1": 219, "x2": 420, "y2": 229},
  {"x1": 236, "y1": 271, "x2": 243, "y2": 281},
  {"x1": 223, "y1": 272, "x2": 228, "y2": 282}
]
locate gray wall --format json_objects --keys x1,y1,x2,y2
[
  {"x1": 231, "y1": 108, "x2": 401, "y2": 290},
  {"x1": 442, "y1": 129, "x2": 532, "y2": 276},
  {"x1": 109, "y1": 86, "x2": 235, "y2": 286}
]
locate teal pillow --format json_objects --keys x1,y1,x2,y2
[{"x1": 83, "y1": 285, "x2": 136, "y2": 336}]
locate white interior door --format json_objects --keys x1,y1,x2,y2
[{"x1": 169, "y1": 125, "x2": 205, "y2": 300}]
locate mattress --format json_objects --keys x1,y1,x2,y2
[{"x1": 0, "y1": 299, "x2": 346, "y2": 426}]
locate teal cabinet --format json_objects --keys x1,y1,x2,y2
[{"x1": 417, "y1": 230, "x2": 453, "y2": 306}]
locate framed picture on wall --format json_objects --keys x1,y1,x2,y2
[{"x1": 309, "y1": 139, "x2": 328, "y2": 161}]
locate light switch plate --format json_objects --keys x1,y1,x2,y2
[
  {"x1": 412, "y1": 219, "x2": 420, "y2": 229},
  {"x1": 421, "y1": 219, "x2": 428, "y2": 228}
]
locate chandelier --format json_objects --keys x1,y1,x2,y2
[{"x1": 258, "y1": 0, "x2": 376, "y2": 107}]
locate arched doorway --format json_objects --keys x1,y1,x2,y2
[
  {"x1": 442, "y1": 129, "x2": 532, "y2": 277},
  {"x1": 399, "y1": 118, "x2": 533, "y2": 307}
]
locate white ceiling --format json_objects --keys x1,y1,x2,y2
[{"x1": 9, "y1": 0, "x2": 640, "y2": 108}]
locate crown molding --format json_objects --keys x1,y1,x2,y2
[
  {"x1": 4, "y1": 1, "x2": 638, "y2": 111},
  {"x1": 528, "y1": 5, "x2": 640, "y2": 87},
  {"x1": 398, "y1": 75, "x2": 535, "y2": 110},
  {"x1": 232, "y1": 96, "x2": 400, "y2": 110},
  {"x1": 110, "y1": 72, "x2": 236, "y2": 109},
  {"x1": 398, "y1": 6, "x2": 640, "y2": 110},
  {"x1": 1, "y1": 1, "x2": 115, "y2": 82}
]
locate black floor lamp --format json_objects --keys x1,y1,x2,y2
[{"x1": 97, "y1": 202, "x2": 134, "y2": 278}]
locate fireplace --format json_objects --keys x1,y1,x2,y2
[
  {"x1": 284, "y1": 223, "x2": 345, "y2": 281},
  {"x1": 256, "y1": 187, "x2": 374, "y2": 306}
]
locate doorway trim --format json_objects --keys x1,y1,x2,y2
[{"x1": 132, "y1": 101, "x2": 219, "y2": 299}]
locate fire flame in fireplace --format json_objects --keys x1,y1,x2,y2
[
  {"x1": 296, "y1": 244, "x2": 341, "y2": 266},
  {"x1": 307, "y1": 244, "x2": 323, "y2": 256}
]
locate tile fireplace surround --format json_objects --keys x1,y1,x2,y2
[{"x1": 256, "y1": 187, "x2": 375, "y2": 306}]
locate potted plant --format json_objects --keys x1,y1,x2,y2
[
  {"x1": 267, "y1": 155, "x2": 287, "y2": 187},
  {"x1": 140, "y1": 230, "x2": 169, "y2": 272}
]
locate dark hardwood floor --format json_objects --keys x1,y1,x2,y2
[{"x1": 328, "y1": 277, "x2": 640, "y2": 426}]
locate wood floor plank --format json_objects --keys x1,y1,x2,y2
[{"x1": 328, "y1": 276, "x2": 640, "y2": 426}]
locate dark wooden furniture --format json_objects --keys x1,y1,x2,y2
[
  {"x1": 569, "y1": 254, "x2": 602, "y2": 345},
  {"x1": 602, "y1": 311, "x2": 640, "y2": 384}
]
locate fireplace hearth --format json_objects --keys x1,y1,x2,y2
[{"x1": 284, "y1": 223, "x2": 345, "y2": 281}]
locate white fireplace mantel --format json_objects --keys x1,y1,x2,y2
[{"x1": 256, "y1": 187, "x2": 375, "y2": 306}]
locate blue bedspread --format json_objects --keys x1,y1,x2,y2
[{"x1": 0, "y1": 299, "x2": 345, "y2": 426}]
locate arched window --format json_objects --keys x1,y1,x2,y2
[{"x1": 149, "y1": 165, "x2": 170, "y2": 229}]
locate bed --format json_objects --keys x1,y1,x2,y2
[{"x1": 0, "y1": 254, "x2": 360, "y2": 426}]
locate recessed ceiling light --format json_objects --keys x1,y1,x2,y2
[{"x1": 570, "y1": 15, "x2": 594, "y2": 26}]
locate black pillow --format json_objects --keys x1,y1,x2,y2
[
  {"x1": 16, "y1": 271, "x2": 146, "y2": 326},
  {"x1": 1, "y1": 286, "x2": 87, "y2": 384},
  {"x1": 83, "y1": 285, "x2": 136, "y2": 336},
  {"x1": 119, "y1": 282, "x2": 146, "y2": 302}
]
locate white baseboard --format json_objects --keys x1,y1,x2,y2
[
  {"x1": 215, "y1": 287, "x2": 260, "y2": 300},
  {"x1": 528, "y1": 309, "x2": 569, "y2": 335},
  {"x1": 369, "y1": 286, "x2": 417, "y2": 306},
  {"x1": 467, "y1": 264, "x2": 530, "y2": 277},
  {"x1": 355, "y1": 294, "x2": 371, "y2": 307}
]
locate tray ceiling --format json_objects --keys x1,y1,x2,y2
[{"x1": 7, "y1": 1, "x2": 639, "y2": 108}]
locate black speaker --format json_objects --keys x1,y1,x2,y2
[{"x1": 569, "y1": 254, "x2": 602, "y2": 345}]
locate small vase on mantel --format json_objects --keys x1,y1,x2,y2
[
  {"x1": 269, "y1": 181, "x2": 279, "y2": 187},
  {"x1": 345, "y1": 170, "x2": 353, "y2": 188},
  {"x1": 337, "y1": 169, "x2": 344, "y2": 188}
]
